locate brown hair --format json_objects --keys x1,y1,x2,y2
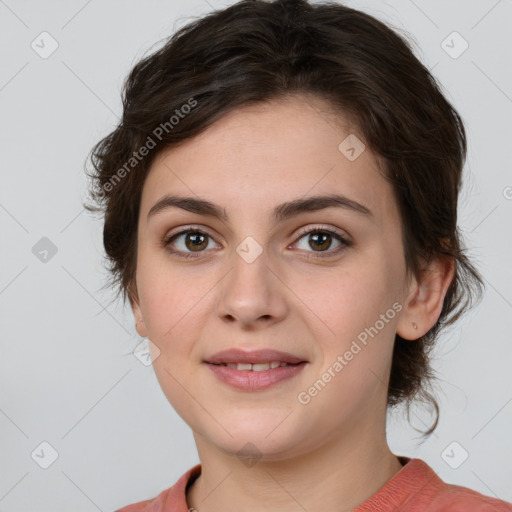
[{"x1": 85, "y1": 0, "x2": 484, "y2": 434}]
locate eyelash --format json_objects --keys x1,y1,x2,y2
[{"x1": 162, "y1": 224, "x2": 351, "y2": 260}]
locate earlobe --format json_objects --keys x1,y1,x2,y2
[
  {"x1": 128, "y1": 282, "x2": 148, "y2": 338},
  {"x1": 396, "y1": 257, "x2": 455, "y2": 341},
  {"x1": 135, "y1": 316, "x2": 148, "y2": 338},
  {"x1": 132, "y1": 302, "x2": 148, "y2": 337}
]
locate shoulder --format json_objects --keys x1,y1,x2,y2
[
  {"x1": 405, "y1": 459, "x2": 512, "y2": 512},
  {"x1": 424, "y1": 480, "x2": 512, "y2": 512},
  {"x1": 114, "y1": 464, "x2": 202, "y2": 512},
  {"x1": 356, "y1": 457, "x2": 512, "y2": 512}
]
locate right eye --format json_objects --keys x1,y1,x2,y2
[{"x1": 163, "y1": 228, "x2": 220, "y2": 259}]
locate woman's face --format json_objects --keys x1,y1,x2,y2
[{"x1": 132, "y1": 95, "x2": 412, "y2": 460}]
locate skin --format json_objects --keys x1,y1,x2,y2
[{"x1": 131, "y1": 94, "x2": 454, "y2": 512}]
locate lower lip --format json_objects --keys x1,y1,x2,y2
[{"x1": 205, "y1": 362, "x2": 307, "y2": 391}]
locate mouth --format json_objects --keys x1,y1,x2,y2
[
  {"x1": 204, "y1": 360, "x2": 307, "y2": 391},
  {"x1": 204, "y1": 348, "x2": 307, "y2": 367},
  {"x1": 207, "y1": 361, "x2": 302, "y2": 371},
  {"x1": 203, "y1": 348, "x2": 308, "y2": 390}
]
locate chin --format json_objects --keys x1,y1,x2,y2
[{"x1": 202, "y1": 422, "x2": 303, "y2": 460}]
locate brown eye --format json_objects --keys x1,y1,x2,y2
[
  {"x1": 293, "y1": 227, "x2": 351, "y2": 259},
  {"x1": 163, "y1": 229, "x2": 219, "y2": 258},
  {"x1": 308, "y1": 231, "x2": 333, "y2": 251},
  {"x1": 184, "y1": 232, "x2": 208, "y2": 251}
]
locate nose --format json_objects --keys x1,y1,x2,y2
[{"x1": 215, "y1": 244, "x2": 289, "y2": 330}]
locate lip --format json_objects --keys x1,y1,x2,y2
[
  {"x1": 204, "y1": 348, "x2": 306, "y2": 365},
  {"x1": 205, "y1": 361, "x2": 307, "y2": 391}
]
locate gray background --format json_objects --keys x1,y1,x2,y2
[{"x1": 0, "y1": 0, "x2": 511, "y2": 510}]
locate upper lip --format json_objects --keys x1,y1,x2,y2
[{"x1": 205, "y1": 349, "x2": 306, "y2": 365}]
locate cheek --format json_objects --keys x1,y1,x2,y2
[
  {"x1": 136, "y1": 250, "x2": 214, "y2": 344},
  {"x1": 299, "y1": 268, "x2": 399, "y2": 417},
  {"x1": 297, "y1": 261, "x2": 396, "y2": 337},
  {"x1": 299, "y1": 255, "x2": 401, "y2": 390}
]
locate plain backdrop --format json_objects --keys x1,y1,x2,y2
[{"x1": 1, "y1": 0, "x2": 511, "y2": 510}]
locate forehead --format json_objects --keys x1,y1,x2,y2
[{"x1": 140, "y1": 95, "x2": 395, "y2": 225}]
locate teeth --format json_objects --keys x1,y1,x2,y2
[
  {"x1": 223, "y1": 361, "x2": 289, "y2": 371},
  {"x1": 252, "y1": 363, "x2": 270, "y2": 371}
]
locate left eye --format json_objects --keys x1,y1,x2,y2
[{"x1": 292, "y1": 228, "x2": 350, "y2": 257}]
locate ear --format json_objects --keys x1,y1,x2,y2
[
  {"x1": 128, "y1": 281, "x2": 148, "y2": 338},
  {"x1": 396, "y1": 255, "x2": 455, "y2": 340}
]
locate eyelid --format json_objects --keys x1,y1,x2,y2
[
  {"x1": 164, "y1": 224, "x2": 218, "y2": 242},
  {"x1": 292, "y1": 223, "x2": 350, "y2": 243}
]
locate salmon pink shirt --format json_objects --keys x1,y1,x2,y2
[{"x1": 115, "y1": 456, "x2": 512, "y2": 511}]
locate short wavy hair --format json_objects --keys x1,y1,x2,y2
[{"x1": 86, "y1": 0, "x2": 484, "y2": 434}]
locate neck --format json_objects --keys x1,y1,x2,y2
[{"x1": 186, "y1": 424, "x2": 403, "y2": 512}]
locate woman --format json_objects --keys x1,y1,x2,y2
[{"x1": 86, "y1": 0, "x2": 512, "y2": 510}]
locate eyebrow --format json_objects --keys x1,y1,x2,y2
[{"x1": 147, "y1": 193, "x2": 373, "y2": 224}]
